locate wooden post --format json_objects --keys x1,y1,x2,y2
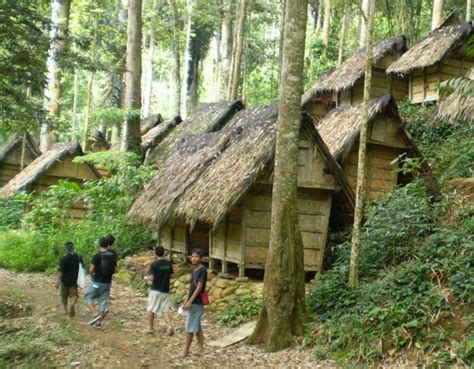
[
  {"x1": 170, "y1": 225, "x2": 175, "y2": 258},
  {"x1": 184, "y1": 224, "x2": 190, "y2": 262},
  {"x1": 222, "y1": 216, "x2": 229, "y2": 274},
  {"x1": 422, "y1": 70, "x2": 427, "y2": 104},
  {"x1": 239, "y1": 203, "x2": 247, "y2": 277},
  {"x1": 208, "y1": 228, "x2": 216, "y2": 271}
]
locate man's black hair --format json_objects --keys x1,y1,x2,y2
[
  {"x1": 99, "y1": 237, "x2": 109, "y2": 248},
  {"x1": 155, "y1": 246, "x2": 165, "y2": 257},
  {"x1": 64, "y1": 241, "x2": 74, "y2": 252},
  {"x1": 191, "y1": 248, "x2": 204, "y2": 258},
  {"x1": 105, "y1": 234, "x2": 115, "y2": 246}
]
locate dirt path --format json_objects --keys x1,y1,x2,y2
[{"x1": 0, "y1": 268, "x2": 332, "y2": 368}]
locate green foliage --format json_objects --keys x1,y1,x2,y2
[
  {"x1": 0, "y1": 152, "x2": 156, "y2": 273},
  {"x1": 0, "y1": 197, "x2": 28, "y2": 230},
  {"x1": 216, "y1": 294, "x2": 262, "y2": 327},
  {"x1": 305, "y1": 181, "x2": 474, "y2": 365}
]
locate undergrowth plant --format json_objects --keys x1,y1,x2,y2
[{"x1": 216, "y1": 294, "x2": 262, "y2": 327}]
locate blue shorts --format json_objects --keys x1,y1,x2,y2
[
  {"x1": 185, "y1": 304, "x2": 204, "y2": 333},
  {"x1": 84, "y1": 282, "x2": 111, "y2": 312}
]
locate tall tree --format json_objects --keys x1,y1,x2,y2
[
  {"x1": 121, "y1": 0, "x2": 143, "y2": 154},
  {"x1": 337, "y1": 0, "x2": 350, "y2": 65},
  {"x1": 431, "y1": 0, "x2": 443, "y2": 30},
  {"x1": 467, "y1": 0, "x2": 472, "y2": 21},
  {"x1": 41, "y1": 0, "x2": 71, "y2": 152},
  {"x1": 228, "y1": 0, "x2": 248, "y2": 100},
  {"x1": 321, "y1": 0, "x2": 331, "y2": 56},
  {"x1": 248, "y1": 0, "x2": 308, "y2": 352},
  {"x1": 143, "y1": 0, "x2": 158, "y2": 118},
  {"x1": 349, "y1": 0, "x2": 374, "y2": 288},
  {"x1": 359, "y1": 0, "x2": 370, "y2": 47},
  {"x1": 170, "y1": 0, "x2": 182, "y2": 116},
  {"x1": 219, "y1": 0, "x2": 233, "y2": 100}
]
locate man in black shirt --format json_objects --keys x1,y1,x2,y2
[
  {"x1": 144, "y1": 246, "x2": 174, "y2": 335},
  {"x1": 56, "y1": 242, "x2": 82, "y2": 318},
  {"x1": 182, "y1": 248, "x2": 207, "y2": 358},
  {"x1": 84, "y1": 237, "x2": 117, "y2": 328}
]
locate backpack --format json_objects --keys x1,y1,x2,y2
[{"x1": 100, "y1": 250, "x2": 116, "y2": 277}]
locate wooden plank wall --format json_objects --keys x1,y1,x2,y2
[
  {"x1": 212, "y1": 205, "x2": 243, "y2": 264},
  {"x1": 0, "y1": 145, "x2": 37, "y2": 187}
]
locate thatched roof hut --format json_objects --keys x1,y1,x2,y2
[
  {"x1": 434, "y1": 75, "x2": 474, "y2": 122},
  {"x1": 141, "y1": 115, "x2": 183, "y2": 152},
  {"x1": 0, "y1": 142, "x2": 101, "y2": 198},
  {"x1": 0, "y1": 134, "x2": 41, "y2": 187},
  {"x1": 144, "y1": 100, "x2": 244, "y2": 168},
  {"x1": 387, "y1": 22, "x2": 474, "y2": 103},
  {"x1": 317, "y1": 95, "x2": 440, "y2": 201},
  {"x1": 128, "y1": 105, "x2": 354, "y2": 275},
  {"x1": 302, "y1": 36, "x2": 408, "y2": 120}
]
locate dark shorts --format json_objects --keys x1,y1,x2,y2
[{"x1": 60, "y1": 284, "x2": 78, "y2": 304}]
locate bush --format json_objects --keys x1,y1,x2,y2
[
  {"x1": 216, "y1": 294, "x2": 262, "y2": 327},
  {"x1": 0, "y1": 196, "x2": 27, "y2": 230}
]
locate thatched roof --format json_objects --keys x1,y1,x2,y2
[
  {"x1": 141, "y1": 116, "x2": 183, "y2": 151},
  {"x1": 141, "y1": 114, "x2": 164, "y2": 134},
  {"x1": 387, "y1": 22, "x2": 474, "y2": 75},
  {"x1": 0, "y1": 134, "x2": 41, "y2": 164},
  {"x1": 127, "y1": 105, "x2": 355, "y2": 228},
  {"x1": 303, "y1": 35, "x2": 407, "y2": 101},
  {"x1": 0, "y1": 142, "x2": 100, "y2": 198},
  {"x1": 434, "y1": 75, "x2": 474, "y2": 122},
  {"x1": 144, "y1": 100, "x2": 244, "y2": 168}
]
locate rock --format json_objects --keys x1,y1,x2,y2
[
  {"x1": 235, "y1": 277, "x2": 249, "y2": 283},
  {"x1": 212, "y1": 287, "x2": 223, "y2": 299},
  {"x1": 223, "y1": 294, "x2": 237, "y2": 302},
  {"x1": 173, "y1": 280, "x2": 182, "y2": 288},
  {"x1": 235, "y1": 288, "x2": 251, "y2": 296},
  {"x1": 144, "y1": 259, "x2": 154, "y2": 268},
  {"x1": 179, "y1": 274, "x2": 190, "y2": 283},
  {"x1": 215, "y1": 279, "x2": 232, "y2": 289},
  {"x1": 207, "y1": 278, "x2": 216, "y2": 288},
  {"x1": 221, "y1": 285, "x2": 238, "y2": 297},
  {"x1": 217, "y1": 303, "x2": 227, "y2": 311}
]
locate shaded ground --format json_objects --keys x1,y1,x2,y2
[{"x1": 0, "y1": 268, "x2": 331, "y2": 368}]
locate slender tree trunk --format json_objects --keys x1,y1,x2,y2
[
  {"x1": 278, "y1": 0, "x2": 286, "y2": 74},
  {"x1": 41, "y1": 0, "x2": 71, "y2": 152},
  {"x1": 384, "y1": 0, "x2": 394, "y2": 36},
  {"x1": 72, "y1": 68, "x2": 78, "y2": 133},
  {"x1": 337, "y1": 0, "x2": 350, "y2": 65},
  {"x1": 219, "y1": 0, "x2": 233, "y2": 100},
  {"x1": 467, "y1": 0, "x2": 472, "y2": 21},
  {"x1": 321, "y1": 0, "x2": 331, "y2": 56},
  {"x1": 360, "y1": 0, "x2": 370, "y2": 48},
  {"x1": 432, "y1": 0, "x2": 444, "y2": 30},
  {"x1": 170, "y1": 0, "x2": 182, "y2": 116},
  {"x1": 315, "y1": 0, "x2": 322, "y2": 34},
  {"x1": 122, "y1": 0, "x2": 143, "y2": 154},
  {"x1": 228, "y1": 0, "x2": 248, "y2": 100},
  {"x1": 182, "y1": 0, "x2": 197, "y2": 117},
  {"x1": 143, "y1": 22, "x2": 156, "y2": 118},
  {"x1": 248, "y1": 0, "x2": 308, "y2": 352},
  {"x1": 349, "y1": 0, "x2": 374, "y2": 288}
]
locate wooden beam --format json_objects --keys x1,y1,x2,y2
[
  {"x1": 239, "y1": 201, "x2": 247, "y2": 277},
  {"x1": 222, "y1": 216, "x2": 229, "y2": 274}
]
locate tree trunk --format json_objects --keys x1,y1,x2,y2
[
  {"x1": 228, "y1": 0, "x2": 248, "y2": 100},
  {"x1": 72, "y1": 69, "x2": 78, "y2": 133},
  {"x1": 248, "y1": 0, "x2": 308, "y2": 352},
  {"x1": 143, "y1": 21, "x2": 156, "y2": 118},
  {"x1": 41, "y1": 0, "x2": 71, "y2": 152},
  {"x1": 349, "y1": 0, "x2": 374, "y2": 288},
  {"x1": 182, "y1": 0, "x2": 197, "y2": 117},
  {"x1": 321, "y1": 0, "x2": 331, "y2": 56},
  {"x1": 315, "y1": 0, "x2": 322, "y2": 34},
  {"x1": 278, "y1": 0, "x2": 286, "y2": 74},
  {"x1": 360, "y1": 0, "x2": 370, "y2": 48},
  {"x1": 170, "y1": 0, "x2": 182, "y2": 116},
  {"x1": 337, "y1": 0, "x2": 350, "y2": 66},
  {"x1": 219, "y1": 0, "x2": 233, "y2": 100},
  {"x1": 467, "y1": 0, "x2": 472, "y2": 21},
  {"x1": 432, "y1": 0, "x2": 443, "y2": 30},
  {"x1": 122, "y1": 0, "x2": 143, "y2": 154}
]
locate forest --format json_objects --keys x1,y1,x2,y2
[{"x1": 0, "y1": 0, "x2": 473, "y2": 367}]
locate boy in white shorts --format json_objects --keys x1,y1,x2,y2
[{"x1": 145, "y1": 246, "x2": 174, "y2": 335}]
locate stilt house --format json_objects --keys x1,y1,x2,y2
[
  {"x1": 316, "y1": 96, "x2": 439, "y2": 218},
  {"x1": 144, "y1": 100, "x2": 244, "y2": 168},
  {"x1": 0, "y1": 142, "x2": 101, "y2": 218},
  {"x1": 302, "y1": 35, "x2": 409, "y2": 122},
  {"x1": 127, "y1": 105, "x2": 355, "y2": 276},
  {"x1": 0, "y1": 134, "x2": 41, "y2": 187},
  {"x1": 387, "y1": 22, "x2": 474, "y2": 104}
]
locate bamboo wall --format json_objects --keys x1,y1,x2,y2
[
  {"x1": 0, "y1": 145, "x2": 37, "y2": 187},
  {"x1": 409, "y1": 55, "x2": 474, "y2": 103},
  {"x1": 30, "y1": 155, "x2": 100, "y2": 218}
]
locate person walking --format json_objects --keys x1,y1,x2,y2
[
  {"x1": 84, "y1": 237, "x2": 117, "y2": 328},
  {"x1": 56, "y1": 242, "x2": 83, "y2": 318},
  {"x1": 182, "y1": 248, "x2": 207, "y2": 358},
  {"x1": 144, "y1": 246, "x2": 174, "y2": 335}
]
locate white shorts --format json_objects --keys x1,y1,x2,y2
[{"x1": 147, "y1": 290, "x2": 171, "y2": 313}]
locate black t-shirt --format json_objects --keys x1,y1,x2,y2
[
  {"x1": 188, "y1": 266, "x2": 207, "y2": 305},
  {"x1": 59, "y1": 253, "x2": 82, "y2": 287},
  {"x1": 148, "y1": 259, "x2": 173, "y2": 293},
  {"x1": 91, "y1": 250, "x2": 117, "y2": 284}
]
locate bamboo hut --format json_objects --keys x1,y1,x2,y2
[
  {"x1": 302, "y1": 35, "x2": 409, "y2": 122},
  {"x1": 144, "y1": 100, "x2": 244, "y2": 168},
  {"x1": 317, "y1": 96, "x2": 439, "y2": 212},
  {"x1": 127, "y1": 105, "x2": 355, "y2": 276},
  {"x1": 387, "y1": 22, "x2": 474, "y2": 103},
  {"x1": 0, "y1": 142, "x2": 101, "y2": 218},
  {"x1": 0, "y1": 134, "x2": 41, "y2": 187}
]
